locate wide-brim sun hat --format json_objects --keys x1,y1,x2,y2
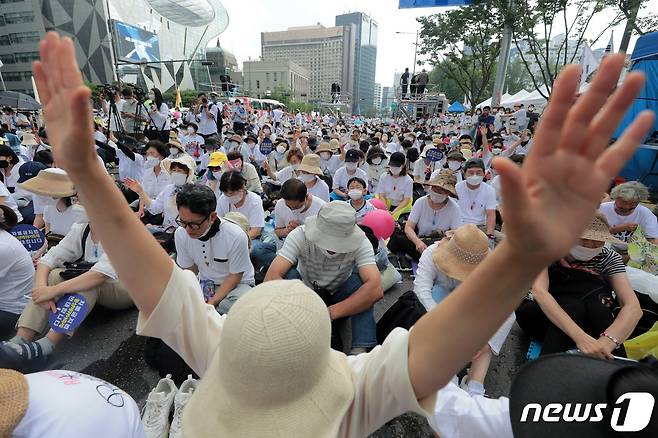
[
  {"x1": 161, "y1": 155, "x2": 197, "y2": 183},
  {"x1": 18, "y1": 168, "x2": 77, "y2": 197},
  {"x1": 297, "y1": 154, "x2": 323, "y2": 175},
  {"x1": 432, "y1": 224, "x2": 490, "y2": 281},
  {"x1": 582, "y1": 212, "x2": 624, "y2": 244},
  {"x1": 427, "y1": 170, "x2": 458, "y2": 197},
  {"x1": 168, "y1": 140, "x2": 184, "y2": 152},
  {"x1": 0, "y1": 369, "x2": 29, "y2": 436},
  {"x1": 182, "y1": 279, "x2": 354, "y2": 437},
  {"x1": 315, "y1": 142, "x2": 336, "y2": 154},
  {"x1": 305, "y1": 201, "x2": 366, "y2": 253}
]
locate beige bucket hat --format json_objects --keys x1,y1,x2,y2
[
  {"x1": 305, "y1": 201, "x2": 365, "y2": 253},
  {"x1": 426, "y1": 170, "x2": 458, "y2": 198},
  {"x1": 182, "y1": 279, "x2": 354, "y2": 437},
  {"x1": 315, "y1": 141, "x2": 337, "y2": 154},
  {"x1": 433, "y1": 224, "x2": 490, "y2": 281},
  {"x1": 161, "y1": 155, "x2": 197, "y2": 183},
  {"x1": 0, "y1": 369, "x2": 29, "y2": 436},
  {"x1": 18, "y1": 168, "x2": 76, "y2": 197},
  {"x1": 582, "y1": 212, "x2": 624, "y2": 244},
  {"x1": 297, "y1": 154, "x2": 323, "y2": 175}
]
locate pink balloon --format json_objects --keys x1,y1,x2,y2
[
  {"x1": 369, "y1": 198, "x2": 387, "y2": 210},
  {"x1": 361, "y1": 209, "x2": 395, "y2": 240}
]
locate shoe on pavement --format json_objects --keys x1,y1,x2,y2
[
  {"x1": 0, "y1": 341, "x2": 50, "y2": 373},
  {"x1": 142, "y1": 374, "x2": 178, "y2": 438},
  {"x1": 169, "y1": 375, "x2": 199, "y2": 438}
]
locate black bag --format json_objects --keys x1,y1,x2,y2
[
  {"x1": 152, "y1": 227, "x2": 176, "y2": 254},
  {"x1": 143, "y1": 337, "x2": 198, "y2": 386},
  {"x1": 59, "y1": 225, "x2": 93, "y2": 280},
  {"x1": 376, "y1": 290, "x2": 427, "y2": 344}
]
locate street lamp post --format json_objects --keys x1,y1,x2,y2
[{"x1": 396, "y1": 30, "x2": 420, "y2": 77}]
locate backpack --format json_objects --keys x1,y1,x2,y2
[
  {"x1": 376, "y1": 290, "x2": 427, "y2": 344},
  {"x1": 143, "y1": 337, "x2": 198, "y2": 386}
]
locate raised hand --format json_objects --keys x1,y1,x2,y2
[
  {"x1": 32, "y1": 33, "x2": 95, "y2": 173},
  {"x1": 493, "y1": 53, "x2": 654, "y2": 263}
]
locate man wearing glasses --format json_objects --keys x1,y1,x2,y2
[{"x1": 173, "y1": 184, "x2": 254, "y2": 314}]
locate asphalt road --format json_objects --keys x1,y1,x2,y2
[{"x1": 49, "y1": 274, "x2": 529, "y2": 437}]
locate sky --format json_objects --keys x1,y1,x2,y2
[{"x1": 216, "y1": 0, "x2": 657, "y2": 88}]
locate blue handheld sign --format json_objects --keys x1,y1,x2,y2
[
  {"x1": 10, "y1": 224, "x2": 45, "y2": 252},
  {"x1": 425, "y1": 148, "x2": 444, "y2": 162},
  {"x1": 260, "y1": 138, "x2": 274, "y2": 155},
  {"x1": 49, "y1": 293, "x2": 89, "y2": 333}
]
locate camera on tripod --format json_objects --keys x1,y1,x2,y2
[
  {"x1": 101, "y1": 84, "x2": 119, "y2": 101},
  {"x1": 131, "y1": 86, "x2": 147, "y2": 102}
]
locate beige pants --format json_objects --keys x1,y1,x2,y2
[{"x1": 17, "y1": 269, "x2": 134, "y2": 336}]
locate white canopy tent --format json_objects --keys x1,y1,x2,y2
[{"x1": 501, "y1": 89, "x2": 531, "y2": 106}]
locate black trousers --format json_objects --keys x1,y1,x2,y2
[
  {"x1": 516, "y1": 296, "x2": 626, "y2": 357},
  {"x1": 401, "y1": 84, "x2": 408, "y2": 97},
  {"x1": 388, "y1": 231, "x2": 422, "y2": 261},
  {"x1": 0, "y1": 310, "x2": 19, "y2": 339}
]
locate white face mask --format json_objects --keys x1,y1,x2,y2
[
  {"x1": 569, "y1": 245, "x2": 603, "y2": 261},
  {"x1": 466, "y1": 175, "x2": 484, "y2": 186},
  {"x1": 320, "y1": 152, "x2": 331, "y2": 160},
  {"x1": 263, "y1": 129, "x2": 271, "y2": 135},
  {"x1": 276, "y1": 145, "x2": 286, "y2": 154},
  {"x1": 169, "y1": 147, "x2": 179, "y2": 156},
  {"x1": 187, "y1": 128, "x2": 195, "y2": 135},
  {"x1": 492, "y1": 148, "x2": 502, "y2": 155},
  {"x1": 429, "y1": 192, "x2": 448, "y2": 204},
  {"x1": 227, "y1": 193, "x2": 243, "y2": 205},
  {"x1": 145, "y1": 156, "x2": 160, "y2": 167},
  {"x1": 371, "y1": 157, "x2": 382, "y2": 165},
  {"x1": 212, "y1": 171, "x2": 223, "y2": 180},
  {"x1": 348, "y1": 189, "x2": 364, "y2": 200},
  {"x1": 345, "y1": 162, "x2": 358, "y2": 171},
  {"x1": 448, "y1": 161, "x2": 462, "y2": 171},
  {"x1": 171, "y1": 172, "x2": 187, "y2": 187},
  {"x1": 298, "y1": 173, "x2": 315, "y2": 183},
  {"x1": 389, "y1": 166, "x2": 402, "y2": 176},
  {"x1": 148, "y1": 93, "x2": 155, "y2": 100}
]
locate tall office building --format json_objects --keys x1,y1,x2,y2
[
  {"x1": 335, "y1": 12, "x2": 377, "y2": 114},
  {"x1": 373, "y1": 82, "x2": 382, "y2": 110},
  {"x1": 261, "y1": 24, "x2": 355, "y2": 104}
]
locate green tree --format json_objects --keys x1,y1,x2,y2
[
  {"x1": 428, "y1": 62, "x2": 480, "y2": 103},
  {"x1": 505, "y1": 59, "x2": 534, "y2": 94},
  {"x1": 418, "y1": 3, "x2": 501, "y2": 108}
]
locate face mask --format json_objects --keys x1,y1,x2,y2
[
  {"x1": 264, "y1": 129, "x2": 271, "y2": 135},
  {"x1": 297, "y1": 173, "x2": 315, "y2": 183},
  {"x1": 569, "y1": 245, "x2": 603, "y2": 261},
  {"x1": 345, "y1": 162, "x2": 358, "y2": 171},
  {"x1": 227, "y1": 193, "x2": 243, "y2": 205},
  {"x1": 276, "y1": 145, "x2": 286, "y2": 154},
  {"x1": 348, "y1": 189, "x2": 364, "y2": 200},
  {"x1": 187, "y1": 128, "x2": 194, "y2": 135},
  {"x1": 212, "y1": 171, "x2": 223, "y2": 180},
  {"x1": 148, "y1": 93, "x2": 155, "y2": 100},
  {"x1": 145, "y1": 156, "x2": 161, "y2": 167},
  {"x1": 171, "y1": 172, "x2": 187, "y2": 186},
  {"x1": 492, "y1": 148, "x2": 502, "y2": 155},
  {"x1": 371, "y1": 157, "x2": 382, "y2": 165},
  {"x1": 320, "y1": 152, "x2": 331, "y2": 160},
  {"x1": 466, "y1": 175, "x2": 484, "y2": 185},
  {"x1": 169, "y1": 148, "x2": 179, "y2": 156},
  {"x1": 429, "y1": 192, "x2": 448, "y2": 203},
  {"x1": 389, "y1": 166, "x2": 402, "y2": 176}
]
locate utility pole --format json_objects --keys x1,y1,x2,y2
[
  {"x1": 619, "y1": 0, "x2": 642, "y2": 53},
  {"x1": 492, "y1": 0, "x2": 514, "y2": 107}
]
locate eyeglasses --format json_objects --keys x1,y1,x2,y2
[{"x1": 175, "y1": 214, "x2": 210, "y2": 231}]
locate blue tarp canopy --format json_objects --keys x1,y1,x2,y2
[
  {"x1": 447, "y1": 101, "x2": 466, "y2": 113},
  {"x1": 613, "y1": 32, "x2": 658, "y2": 189}
]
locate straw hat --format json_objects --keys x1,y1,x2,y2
[
  {"x1": 18, "y1": 168, "x2": 76, "y2": 197},
  {"x1": 581, "y1": 212, "x2": 623, "y2": 244},
  {"x1": 168, "y1": 140, "x2": 184, "y2": 152},
  {"x1": 161, "y1": 155, "x2": 197, "y2": 183},
  {"x1": 182, "y1": 279, "x2": 354, "y2": 437},
  {"x1": 305, "y1": 202, "x2": 366, "y2": 253},
  {"x1": 427, "y1": 170, "x2": 458, "y2": 197},
  {"x1": 315, "y1": 142, "x2": 336, "y2": 154},
  {"x1": 329, "y1": 139, "x2": 340, "y2": 150},
  {"x1": 169, "y1": 130, "x2": 179, "y2": 141},
  {"x1": 208, "y1": 152, "x2": 228, "y2": 168},
  {"x1": 297, "y1": 154, "x2": 323, "y2": 175},
  {"x1": 229, "y1": 134, "x2": 242, "y2": 144},
  {"x1": 21, "y1": 133, "x2": 38, "y2": 146},
  {"x1": 432, "y1": 224, "x2": 490, "y2": 281},
  {"x1": 460, "y1": 148, "x2": 473, "y2": 159},
  {"x1": 0, "y1": 369, "x2": 29, "y2": 436}
]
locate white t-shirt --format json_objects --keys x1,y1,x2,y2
[
  {"x1": 272, "y1": 108, "x2": 284, "y2": 123},
  {"x1": 274, "y1": 195, "x2": 325, "y2": 228},
  {"x1": 175, "y1": 219, "x2": 255, "y2": 286},
  {"x1": 408, "y1": 196, "x2": 463, "y2": 237},
  {"x1": 13, "y1": 370, "x2": 145, "y2": 438},
  {"x1": 4, "y1": 159, "x2": 24, "y2": 192},
  {"x1": 0, "y1": 229, "x2": 34, "y2": 314},
  {"x1": 148, "y1": 102, "x2": 171, "y2": 130},
  {"x1": 115, "y1": 147, "x2": 145, "y2": 182},
  {"x1": 377, "y1": 173, "x2": 414, "y2": 206},
  {"x1": 0, "y1": 179, "x2": 23, "y2": 223},
  {"x1": 306, "y1": 177, "x2": 330, "y2": 202},
  {"x1": 455, "y1": 181, "x2": 497, "y2": 226},
  {"x1": 44, "y1": 203, "x2": 86, "y2": 236},
  {"x1": 599, "y1": 201, "x2": 658, "y2": 250},
  {"x1": 216, "y1": 191, "x2": 265, "y2": 229},
  {"x1": 141, "y1": 165, "x2": 171, "y2": 200},
  {"x1": 147, "y1": 184, "x2": 180, "y2": 228},
  {"x1": 319, "y1": 154, "x2": 342, "y2": 176},
  {"x1": 333, "y1": 166, "x2": 368, "y2": 192},
  {"x1": 180, "y1": 134, "x2": 205, "y2": 158}
]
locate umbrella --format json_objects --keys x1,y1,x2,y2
[{"x1": 0, "y1": 91, "x2": 41, "y2": 111}]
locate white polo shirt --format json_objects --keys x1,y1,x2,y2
[
  {"x1": 408, "y1": 196, "x2": 463, "y2": 236},
  {"x1": 377, "y1": 173, "x2": 414, "y2": 206},
  {"x1": 599, "y1": 201, "x2": 658, "y2": 250},
  {"x1": 274, "y1": 195, "x2": 325, "y2": 228},
  {"x1": 175, "y1": 219, "x2": 255, "y2": 286},
  {"x1": 455, "y1": 181, "x2": 497, "y2": 226},
  {"x1": 333, "y1": 166, "x2": 368, "y2": 192},
  {"x1": 216, "y1": 190, "x2": 265, "y2": 229}
]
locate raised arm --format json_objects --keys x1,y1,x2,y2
[
  {"x1": 32, "y1": 32, "x2": 173, "y2": 319},
  {"x1": 407, "y1": 53, "x2": 655, "y2": 400}
]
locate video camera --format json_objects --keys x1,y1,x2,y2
[{"x1": 101, "y1": 84, "x2": 119, "y2": 101}]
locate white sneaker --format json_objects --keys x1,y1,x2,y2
[
  {"x1": 142, "y1": 374, "x2": 178, "y2": 438},
  {"x1": 169, "y1": 375, "x2": 199, "y2": 438}
]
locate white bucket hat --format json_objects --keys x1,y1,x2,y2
[
  {"x1": 182, "y1": 279, "x2": 354, "y2": 437},
  {"x1": 161, "y1": 155, "x2": 197, "y2": 184},
  {"x1": 304, "y1": 201, "x2": 365, "y2": 253}
]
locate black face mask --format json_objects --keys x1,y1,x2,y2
[
  {"x1": 0, "y1": 160, "x2": 9, "y2": 169},
  {"x1": 198, "y1": 217, "x2": 220, "y2": 242}
]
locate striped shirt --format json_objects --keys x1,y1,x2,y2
[
  {"x1": 278, "y1": 225, "x2": 375, "y2": 292},
  {"x1": 561, "y1": 247, "x2": 626, "y2": 278}
]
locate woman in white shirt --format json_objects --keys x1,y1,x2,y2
[
  {"x1": 146, "y1": 87, "x2": 170, "y2": 143},
  {"x1": 215, "y1": 171, "x2": 264, "y2": 240},
  {"x1": 0, "y1": 205, "x2": 34, "y2": 338},
  {"x1": 43, "y1": 196, "x2": 85, "y2": 237},
  {"x1": 140, "y1": 140, "x2": 171, "y2": 201},
  {"x1": 376, "y1": 152, "x2": 413, "y2": 220},
  {"x1": 179, "y1": 122, "x2": 205, "y2": 161}
]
